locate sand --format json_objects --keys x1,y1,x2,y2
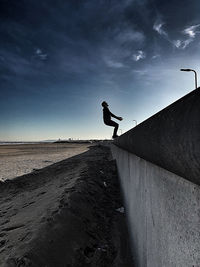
[
  {"x1": 0, "y1": 145, "x2": 133, "y2": 266},
  {"x1": 0, "y1": 143, "x2": 90, "y2": 181}
]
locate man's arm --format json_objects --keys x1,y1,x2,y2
[{"x1": 110, "y1": 112, "x2": 123, "y2": 121}]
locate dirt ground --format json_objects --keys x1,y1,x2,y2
[{"x1": 0, "y1": 145, "x2": 133, "y2": 266}]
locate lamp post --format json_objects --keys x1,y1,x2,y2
[
  {"x1": 133, "y1": 120, "x2": 137, "y2": 127},
  {"x1": 180, "y1": 69, "x2": 198, "y2": 89}
]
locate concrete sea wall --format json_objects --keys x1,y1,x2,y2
[
  {"x1": 111, "y1": 88, "x2": 200, "y2": 266},
  {"x1": 114, "y1": 88, "x2": 200, "y2": 185},
  {"x1": 112, "y1": 145, "x2": 200, "y2": 267}
]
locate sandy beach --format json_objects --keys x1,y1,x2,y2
[
  {"x1": 0, "y1": 143, "x2": 90, "y2": 181},
  {"x1": 0, "y1": 144, "x2": 133, "y2": 266}
]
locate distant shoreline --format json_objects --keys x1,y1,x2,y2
[
  {"x1": 0, "y1": 140, "x2": 107, "y2": 145},
  {"x1": 0, "y1": 142, "x2": 51, "y2": 145}
]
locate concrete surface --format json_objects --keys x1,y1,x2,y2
[
  {"x1": 114, "y1": 88, "x2": 200, "y2": 185},
  {"x1": 112, "y1": 144, "x2": 200, "y2": 267}
]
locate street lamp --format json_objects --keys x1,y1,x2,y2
[
  {"x1": 180, "y1": 69, "x2": 198, "y2": 89},
  {"x1": 133, "y1": 120, "x2": 137, "y2": 127}
]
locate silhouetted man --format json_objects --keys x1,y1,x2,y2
[{"x1": 102, "y1": 101, "x2": 123, "y2": 139}]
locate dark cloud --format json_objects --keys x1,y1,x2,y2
[{"x1": 1, "y1": 0, "x2": 198, "y2": 82}]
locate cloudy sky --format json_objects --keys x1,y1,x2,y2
[{"x1": 0, "y1": 0, "x2": 200, "y2": 141}]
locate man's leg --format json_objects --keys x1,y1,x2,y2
[
  {"x1": 105, "y1": 120, "x2": 119, "y2": 138},
  {"x1": 113, "y1": 122, "x2": 119, "y2": 137}
]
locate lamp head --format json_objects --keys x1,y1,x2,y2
[{"x1": 180, "y1": 68, "x2": 192, "y2": 72}]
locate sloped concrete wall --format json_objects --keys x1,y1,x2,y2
[
  {"x1": 112, "y1": 145, "x2": 200, "y2": 267},
  {"x1": 114, "y1": 88, "x2": 200, "y2": 185}
]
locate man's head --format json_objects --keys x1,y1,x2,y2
[{"x1": 101, "y1": 101, "x2": 108, "y2": 108}]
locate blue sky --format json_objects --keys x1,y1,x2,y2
[{"x1": 0, "y1": 0, "x2": 200, "y2": 141}]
